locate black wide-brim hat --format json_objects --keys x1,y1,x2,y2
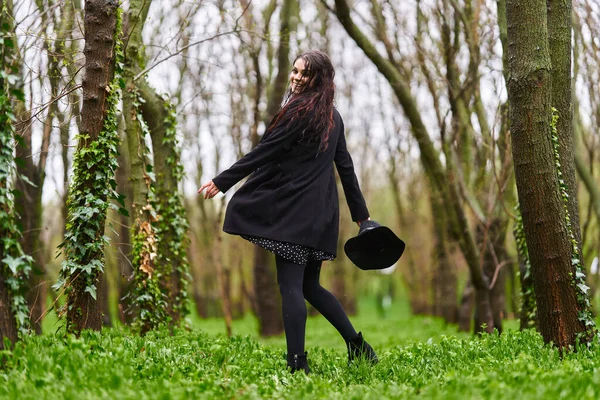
[{"x1": 344, "y1": 220, "x2": 405, "y2": 271}]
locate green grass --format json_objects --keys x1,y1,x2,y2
[
  {"x1": 2, "y1": 298, "x2": 600, "y2": 399},
  {"x1": 190, "y1": 297, "x2": 469, "y2": 350}
]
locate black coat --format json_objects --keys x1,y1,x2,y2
[{"x1": 212, "y1": 108, "x2": 369, "y2": 257}]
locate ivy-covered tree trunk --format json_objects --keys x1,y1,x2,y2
[
  {"x1": 114, "y1": 122, "x2": 134, "y2": 324},
  {"x1": 139, "y1": 81, "x2": 191, "y2": 325},
  {"x1": 0, "y1": 0, "x2": 48, "y2": 336},
  {"x1": 122, "y1": 0, "x2": 172, "y2": 333},
  {"x1": 506, "y1": 0, "x2": 594, "y2": 348},
  {"x1": 1, "y1": 2, "x2": 32, "y2": 347},
  {"x1": 0, "y1": 273, "x2": 18, "y2": 350},
  {"x1": 58, "y1": 0, "x2": 121, "y2": 335},
  {"x1": 514, "y1": 211, "x2": 537, "y2": 330},
  {"x1": 14, "y1": 129, "x2": 45, "y2": 334},
  {"x1": 547, "y1": 0, "x2": 581, "y2": 254}
]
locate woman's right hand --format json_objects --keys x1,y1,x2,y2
[{"x1": 198, "y1": 180, "x2": 220, "y2": 199}]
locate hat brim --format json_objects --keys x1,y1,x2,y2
[{"x1": 344, "y1": 226, "x2": 405, "y2": 270}]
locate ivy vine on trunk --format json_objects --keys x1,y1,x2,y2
[
  {"x1": 514, "y1": 208, "x2": 536, "y2": 330},
  {"x1": 0, "y1": 13, "x2": 33, "y2": 348},
  {"x1": 145, "y1": 95, "x2": 191, "y2": 324},
  {"x1": 126, "y1": 87, "x2": 168, "y2": 334},
  {"x1": 550, "y1": 108, "x2": 596, "y2": 341},
  {"x1": 55, "y1": 1, "x2": 124, "y2": 335}
]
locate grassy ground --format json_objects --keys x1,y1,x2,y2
[
  {"x1": 190, "y1": 297, "x2": 473, "y2": 350},
  {"x1": 2, "y1": 298, "x2": 599, "y2": 399}
]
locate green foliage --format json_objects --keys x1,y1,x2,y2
[
  {"x1": 54, "y1": 8, "x2": 124, "y2": 327},
  {"x1": 0, "y1": 11, "x2": 33, "y2": 336},
  {"x1": 153, "y1": 99, "x2": 191, "y2": 320},
  {"x1": 550, "y1": 108, "x2": 597, "y2": 340},
  {"x1": 3, "y1": 319, "x2": 600, "y2": 399},
  {"x1": 513, "y1": 208, "x2": 536, "y2": 329},
  {"x1": 127, "y1": 88, "x2": 169, "y2": 334}
]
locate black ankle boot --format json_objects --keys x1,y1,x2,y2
[
  {"x1": 346, "y1": 332, "x2": 378, "y2": 364},
  {"x1": 286, "y1": 351, "x2": 311, "y2": 374}
]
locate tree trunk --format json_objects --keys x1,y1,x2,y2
[
  {"x1": 62, "y1": 0, "x2": 119, "y2": 334},
  {"x1": 458, "y1": 280, "x2": 474, "y2": 332},
  {"x1": 14, "y1": 125, "x2": 46, "y2": 334},
  {"x1": 431, "y1": 191, "x2": 457, "y2": 323},
  {"x1": 0, "y1": 0, "x2": 26, "y2": 348},
  {"x1": 115, "y1": 124, "x2": 134, "y2": 324},
  {"x1": 140, "y1": 81, "x2": 191, "y2": 325},
  {"x1": 331, "y1": 211, "x2": 355, "y2": 314},
  {"x1": 122, "y1": 0, "x2": 171, "y2": 333},
  {"x1": 0, "y1": 272, "x2": 18, "y2": 350},
  {"x1": 478, "y1": 218, "x2": 506, "y2": 334},
  {"x1": 214, "y1": 234, "x2": 233, "y2": 336},
  {"x1": 331, "y1": 260, "x2": 355, "y2": 316},
  {"x1": 518, "y1": 255, "x2": 537, "y2": 330},
  {"x1": 253, "y1": 248, "x2": 283, "y2": 336},
  {"x1": 188, "y1": 233, "x2": 208, "y2": 319},
  {"x1": 506, "y1": 0, "x2": 593, "y2": 348},
  {"x1": 547, "y1": 0, "x2": 581, "y2": 254}
]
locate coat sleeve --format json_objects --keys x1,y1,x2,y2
[
  {"x1": 334, "y1": 115, "x2": 370, "y2": 222},
  {"x1": 212, "y1": 122, "x2": 298, "y2": 193}
]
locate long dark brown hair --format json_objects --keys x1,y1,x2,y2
[{"x1": 266, "y1": 50, "x2": 336, "y2": 151}]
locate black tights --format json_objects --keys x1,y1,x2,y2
[{"x1": 275, "y1": 254, "x2": 358, "y2": 355}]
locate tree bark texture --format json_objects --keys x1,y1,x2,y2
[
  {"x1": 478, "y1": 219, "x2": 507, "y2": 334},
  {"x1": 253, "y1": 249, "x2": 283, "y2": 336},
  {"x1": 65, "y1": 0, "x2": 119, "y2": 333},
  {"x1": 506, "y1": 0, "x2": 587, "y2": 348},
  {"x1": 123, "y1": 0, "x2": 152, "y2": 227},
  {"x1": 14, "y1": 97, "x2": 46, "y2": 336},
  {"x1": 431, "y1": 192, "x2": 457, "y2": 323},
  {"x1": 547, "y1": 0, "x2": 582, "y2": 254},
  {"x1": 458, "y1": 280, "x2": 475, "y2": 332},
  {"x1": 115, "y1": 125, "x2": 134, "y2": 324},
  {"x1": 0, "y1": 0, "x2": 19, "y2": 349},
  {"x1": 0, "y1": 272, "x2": 18, "y2": 350},
  {"x1": 518, "y1": 255, "x2": 537, "y2": 330}
]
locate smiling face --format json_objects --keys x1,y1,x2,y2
[{"x1": 289, "y1": 58, "x2": 311, "y2": 93}]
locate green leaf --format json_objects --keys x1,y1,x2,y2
[
  {"x1": 18, "y1": 174, "x2": 38, "y2": 188},
  {"x1": 11, "y1": 88, "x2": 25, "y2": 102},
  {"x1": 7, "y1": 74, "x2": 19, "y2": 85},
  {"x1": 2, "y1": 255, "x2": 22, "y2": 274},
  {"x1": 52, "y1": 277, "x2": 66, "y2": 290},
  {"x1": 85, "y1": 285, "x2": 97, "y2": 300},
  {"x1": 577, "y1": 283, "x2": 590, "y2": 294}
]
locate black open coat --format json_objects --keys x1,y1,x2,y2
[{"x1": 212, "y1": 109, "x2": 369, "y2": 257}]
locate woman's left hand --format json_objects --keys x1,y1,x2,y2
[{"x1": 198, "y1": 180, "x2": 220, "y2": 199}]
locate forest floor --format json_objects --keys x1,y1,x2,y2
[{"x1": 2, "y1": 298, "x2": 600, "y2": 399}]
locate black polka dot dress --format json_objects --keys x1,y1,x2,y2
[{"x1": 241, "y1": 235, "x2": 335, "y2": 266}]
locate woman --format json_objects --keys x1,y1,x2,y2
[{"x1": 198, "y1": 50, "x2": 377, "y2": 374}]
